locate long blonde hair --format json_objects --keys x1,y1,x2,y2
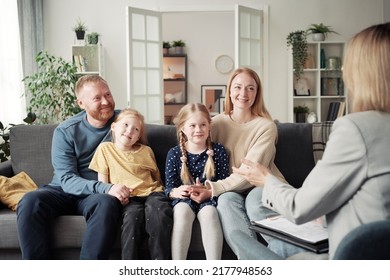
[
  {"x1": 173, "y1": 103, "x2": 215, "y2": 185},
  {"x1": 342, "y1": 22, "x2": 390, "y2": 113},
  {"x1": 111, "y1": 108, "x2": 147, "y2": 145},
  {"x1": 223, "y1": 67, "x2": 272, "y2": 120}
]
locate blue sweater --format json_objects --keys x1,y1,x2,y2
[{"x1": 49, "y1": 110, "x2": 118, "y2": 196}]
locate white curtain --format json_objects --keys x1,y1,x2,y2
[{"x1": 0, "y1": 0, "x2": 25, "y2": 126}]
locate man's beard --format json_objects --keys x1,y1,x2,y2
[{"x1": 90, "y1": 103, "x2": 115, "y2": 121}]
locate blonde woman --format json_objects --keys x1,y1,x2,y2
[
  {"x1": 233, "y1": 22, "x2": 390, "y2": 259},
  {"x1": 165, "y1": 103, "x2": 229, "y2": 259}
]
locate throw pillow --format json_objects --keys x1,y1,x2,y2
[{"x1": 0, "y1": 171, "x2": 38, "y2": 211}]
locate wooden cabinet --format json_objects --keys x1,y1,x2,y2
[
  {"x1": 288, "y1": 42, "x2": 347, "y2": 123},
  {"x1": 71, "y1": 45, "x2": 104, "y2": 77},
  {"x1": 163, "y1": 54, "x2": 187, "y2": 124}
]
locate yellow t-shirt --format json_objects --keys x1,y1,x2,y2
[{"x1": 89, "y1": 142, "x2": 163, "y2": 197}]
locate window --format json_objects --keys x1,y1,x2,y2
[{"x1": 0, "y1": 0, "x2": 25, "y2": 126}]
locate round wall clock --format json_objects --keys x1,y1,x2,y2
[{"x1": 215, "y1": 55, "x2": 234, "y2": 74}]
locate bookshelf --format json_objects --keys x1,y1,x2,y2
[
  {"x1": 288, "y1": 41, "x2": 347, "y2": 123},
  {"x1": 163, "y1": 54, "x2": 187, "y2": 124},
  {"x1": 71, "y1": 45, "x2": 104, "y2": 77}
]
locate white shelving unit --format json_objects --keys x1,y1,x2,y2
[
  {"x1": 288, "y1": 41, "x2": 347, "y2": 123},
  {"x1": 71, "y1": 44, "x2": 104, "y2": 77}
]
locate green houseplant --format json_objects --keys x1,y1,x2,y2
[
  {"x1": 163, "y1": 41, "x2": 171, "y2": 55},
  {"x1": 23, "y1": 51, "x2": 81, "y2": 124},
  {"x1": 172, "y1": 40, "x2": 186, "y2": 54},
  {"x1": 287, "y1": 30, "x2": 308, "y2": 79},
  {"x1": 73, "y1": 17, "x2": 87, "y2": 40},
  {"x1": 294, "y1": 105, "x2": 310, "y2": 123},
  {"x1": 0, "y1": 113, "x2": 36, "y2": 162},
  {"x1": 306, "y1": 23, "x2": 339, "y2": 41},
  {"x1": 0, "y1": 121, "x2": 11, "y2": 162},
  {"x1": 87, "y1": 32, "x2": 100, "y2": 44}
]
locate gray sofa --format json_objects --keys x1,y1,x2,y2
[{"x1": 0, "y1": 122, "x2": 316, "y2": 260}]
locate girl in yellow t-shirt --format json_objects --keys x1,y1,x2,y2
[{"x1": 89, "y1": 108, "x2": 172, "y2": 260}]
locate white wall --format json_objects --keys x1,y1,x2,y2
[{"x1": 43, "y1": 0, "x2": 384, "y2": 122}]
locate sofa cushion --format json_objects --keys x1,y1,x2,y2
[
  {"x1": 145, "y1": 124, "x2": 177, "y2": 183},
  {"x1": 0, "y1": 171, "x2": 38, "y2": 211},
  {"x1": 0, "y1": 208, "x2": 19, "y2": 249},
  {"x1": 10, "y1": 124, "x2": 57, "y2": 186}
]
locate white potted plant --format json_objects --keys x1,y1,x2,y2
[
  {"x1": 306, "y1": 23, "x2": 339, "y2": 41},
  {"x1": 172, "y1": 40, "x2": 186, "y2": 54}
]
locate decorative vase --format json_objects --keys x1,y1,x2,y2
[
  {"x1": 295, "y1": 113, "x2": 306, "y2": 123},
  {"x1": 312, "y1": 33, "x2": 325, "y2": 41},
  {"x1": 174, "y1": 46, "x2": 184, "y2": 54},
  {"x1": 320, "y1": 49, "x2": 326, "y2": 68},
  {"x1": 75, "y1": 31, "x2": 85, "y2": 40}
]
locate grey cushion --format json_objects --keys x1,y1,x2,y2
[
  {"x1": 0, "y1": 209, "x2": 19, "y2": 248},
  {"x1": 10, "y1": 124, "x2": 57, "y2": 186}
]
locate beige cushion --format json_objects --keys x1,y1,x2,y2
[{"x1": 0, "y1": 171, "x2": 38, "y2": 211}]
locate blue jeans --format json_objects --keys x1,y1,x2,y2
[
  {"x1": 217, "y1": 187, "x2": 306, "y2": 259},
  {"x1": 17, "y1": 185, "x2": 122, "y2": 259}
]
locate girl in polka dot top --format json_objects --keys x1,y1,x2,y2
[{"x1": 165, "y1": 103, "x2": 229, "y2": 260}]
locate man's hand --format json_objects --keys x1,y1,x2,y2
[
  {"x1": 232, "y1": 158, "x2": 271, "y2": 187},
  {"x1": 108, "y1": 184, "x2": 132, "y2": 205}
]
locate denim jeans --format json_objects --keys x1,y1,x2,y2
[
  {"x1": 121, "y1": 192, "x2": 173, "y2": 260},
  {"x1": 17, "y1": 185, "x2": 122, "y2": 259},
  {"x1": 217, "y1": 187, "x2": 306, "y2": 259}
]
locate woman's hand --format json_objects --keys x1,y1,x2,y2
[
  {"x1": 232, "y1": 158, "x2": 271, "y2": 186},
  {"x1": 188, "y1": 178, "x2": 212, "y2": 203}
]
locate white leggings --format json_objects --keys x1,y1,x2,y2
[{"x1": 171, "y1": 202, "x2": 223, "y2": 260}]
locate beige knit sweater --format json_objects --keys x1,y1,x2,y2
[{"x1": 207, "y1": 113, "x2": 285, "y2": 197}]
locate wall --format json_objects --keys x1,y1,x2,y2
[{"x1": 43, "y1": 0, "x2": 384, "y2": 122}]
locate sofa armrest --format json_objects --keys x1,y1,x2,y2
[{"x1": 0, "y1": 160, "x2": 14, "y2": 177}]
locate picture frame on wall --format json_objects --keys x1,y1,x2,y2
[
  {"x1": 201, "y1": 85, "x2": 226, "y2": 115},
  {"x1": 218, "y1": 97, "x2": 226, "y2": 113}
]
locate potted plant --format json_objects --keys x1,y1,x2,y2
[
  {"x1": 73, "y1": 17, "x2": 87, "y2": 40},
  {"x1": 23, "y1": 51, "x2": 81, "y2": 124},
  {"x1": 0, "y1": 113, "x2": 35, "y2": 162},
  {"x1": 294, "y1": 105, "x2": 310, "y2": 123},
  {"x1": 163, "y1": 41, "x2": 171, "y2": 55},
  {"x1": 0, "y1": 121, "x2": 11, "y2": 163},
  {"x1": 87, "y1": 32, "x2": 100, "y2": 44},
  {"x1": 306, "y1": 23, "x2": 339, "y2": 41},
  {"x1": 172, "y1": 40, "x2": 186, "y2": 54},
  {"x1": 287, "y1": 30, "x2": 308, "y2": 79}
]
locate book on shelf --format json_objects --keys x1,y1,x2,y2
[
  {"x1": 337, "y1": 101, "x2": 346, "y2": 118},
  {"x1": 250, "y1": 216, "x2": 329, "y2": 254},
  {"x1": 73, "y1": 55, "x2": 82, "y2": 72},
  {"x1": 78, "y1": 55, "x2": 86, "y2": 72},
  {"x1": 326, "y1": 101, "x2": 346, "y2": 122},
  {"x1": 326, "y1": 102, "x2": 337, "y2": 121}
]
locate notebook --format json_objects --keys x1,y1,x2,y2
[{"x1": 250, "y1": 216, "x2": 329, "y2": 254}]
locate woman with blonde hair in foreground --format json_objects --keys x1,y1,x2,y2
[{"x1": 233, "y1": 22, "x2": 390, "y2": 259}]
